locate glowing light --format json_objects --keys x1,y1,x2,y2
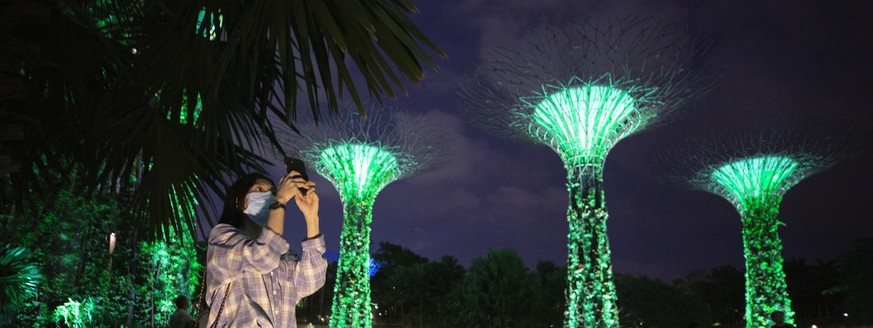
[
  {"x1": 702, "y1": 155, "x2": 799, "y2": 327},
  {"x1": 179, "y1": 93, "x2": 202, "y2": 126},
  {"x1": 563, "y1": 180, "x2": 618, "y2": 328},
  {"x1": 284, "y1": 109, "x2": 449, "y2": 328},
  {"x1": 317, "y1": 143, "x2": 401, "y2": 328},
  {"x1": 319, "y1": 144, "x2": 400, "y2": 201},
  {"x1": 530, "y1": 85, "x2": 646, "y2": 167},
  {"x1": 156, "y1": 91, "x2": 202, "y2": 126},
  {"x1": 368, "y1": 258, "x2": 382, "y2": 278},
  {"x1": 525, "y1": 84, "x2": 650, "y2": 328},
  {"x1": 108, "y1": 232, "x2": 116, "y2": 254},
  {"x1": 711, "y1": 155, "x2": 799, "y2": 207},
  {"x1": 196, "y1": 7, "x2": 224, "y2": 40},
  {"x1": 458, "y1": 16, "x2": 712, "y2": 325}
]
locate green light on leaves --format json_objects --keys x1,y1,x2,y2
[
  {"x1": 705, "y1": 155, "x2": 798, "y2": 327},
  {"x1": 526, "y1": 84, "x2": 640, "y2": 328},
  {"x1": 196, "y1": 7, "x2": 224, "y2": 41},
  {"x1": 737, "y1": 197, "x2": 795, "y2": 327},
  {"x1": 531, "y1": 85, "x2": 644, "y2": 167},
  {"x1": 458, "y1": 18, "x2": 709, "y2": 326},
  {"x1": 564, "y1": 173, "x2": 619, "y2": 328},
  {"x1": 156, "y1": 90, "x2": 202, "y2": 126},
  {"x1": 285, "y1": 109, "x2": 448, "y2": 328},
  {"x1": 317, "y1": 143, "x2": 401, "y2": 328}
]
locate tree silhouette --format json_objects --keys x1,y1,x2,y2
[
  {"x1": 839, "y1": 238, "x2": 873, "y2": 324},
  {"x1": 445, "y1": 248, "x2": 537, "y2": 328},
  {"x1": 615, "y1": 274, "x2": 712, "y2": 327}
]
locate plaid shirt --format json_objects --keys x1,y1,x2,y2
[{"x1": 206, "y1": 224, "x2": 327, "y2": 327}]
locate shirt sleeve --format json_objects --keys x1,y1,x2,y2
[
  {"x1": 208, "y1": 224, "x2": 290, "y2": 276},
  {"x1": 288, "y1": 235, "x2": 328, "y2": 301}
]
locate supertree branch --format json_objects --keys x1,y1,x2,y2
[
  {"x1": 459, "y1": 17, "x2": 712, "y2": 328},
  {"x1": 669, "y1": 123, "x2": 862, "y2": 328},
  {"x1": 461, "y1": 17, "x2": 713, "y2": 152},
  {"x1": 278, "y1": 107, "x2": 451, "y2": 328}
]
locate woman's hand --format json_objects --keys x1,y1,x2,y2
[
  {"x1": 294, "y1": 181, "x2": 319, "y2": 220},
  {"x1": 294, "y1": 181, "x2": 320, "y2": 238},
  {"x1": 274, "y1": 170, "x2": 307, "y2": 205},
  {"x1": 276, "y1": 170, "x2": 320, "y2": 238}
]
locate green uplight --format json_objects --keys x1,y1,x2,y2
[
  {"x1": 530, "y1": 85, "x2": 646, "y2": 167},
  {"x1": 705, "y1": 155, "x2": 798, "y2": 327},
  {"x1": 460, "y1": 18, "x2": 710, "y2": 327},
  {"x1": 318, "y1": 143, "x2": 401, "y2": 328},
  {"x1": 525, "y1": 84, "x2": 652, "y2": 328},
  {"x1": 286, "y1": 109, "x2": 449, "y2": 328},
  {"x1": 711, "y1": 155, "x2": 799, "y2": 207},
  {"x1": 319, "y1": 144, "x2": 400, "y2": 202}
]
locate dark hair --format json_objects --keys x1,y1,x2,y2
[
  {"x1": 218, "y1": 173, "x2": 272, "y2": 228},
  {"x1": 173, "y1": 295, "x2": 189, "y2": 309}
]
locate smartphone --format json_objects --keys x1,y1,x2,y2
[{"x1": 284, "y1": 157, "x2": 309, "y2": 194}]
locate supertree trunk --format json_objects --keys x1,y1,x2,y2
[
  {"x1": 739, "y1": 196, "x2": 794, "y2": 328},
  {"x1": 564, "y1": 166, "x2": 619, "y2": 328},
  {"x1": 330, "y1": 196, "x2": 376, "y2": 328}
]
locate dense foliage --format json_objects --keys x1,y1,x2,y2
[
  {"x1": 838, "y1": 238, "x2": 873, "y2": 325},
  {"x1": 0, "y1": 187, "x2": 198, "y2": 328},
  {"x1": 0, "y1": 208, "x2": 868, "y2": 328}
]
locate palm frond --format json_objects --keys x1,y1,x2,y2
[
  {"x1": 2, "y1": 0, "x2": 443, "y2": 239},
  {"x1": 0, "y1": 245, "x2": 42, "y2": 323}
]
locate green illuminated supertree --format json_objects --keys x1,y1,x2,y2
[
  {"x1": 280, "y1": 108, "x2": 450, "y2": 328},
  {"x1": 673, "y1": 126, "x2": 857, "y2": 328},
  {"x1": 460, "y1": 17, "x2": 712, "y2": 328}
]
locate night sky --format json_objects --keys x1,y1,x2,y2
[{"x1": 256, "y1": 0, "x2": 873, "y2": 281}]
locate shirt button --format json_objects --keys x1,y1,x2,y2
[
  {"x1": 273, "y1": 290, "x2": 277, "y2": 295},
  {"x1": 270, "y1": 272, "x2": 273, "y2": 276}
]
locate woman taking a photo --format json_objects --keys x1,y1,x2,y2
[{"x1": 204, "y1": 169, "x2": 327, "y2": 327}]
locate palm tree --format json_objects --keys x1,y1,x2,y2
[
  {"x1": 0, "y1": 244, "x2": 42, "y2": 325},
  {"x1": 445, "y1": 249, "x2": 537, "y2": 328},
  {"x1": 0, "y1": 0, "x2": 444, "y2": 237}
]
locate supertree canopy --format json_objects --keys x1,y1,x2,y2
[
  {"x1": 279, "y1": 108, "x2": 450, "y2": 328},
  {"x1": 460, "y1": 17, "x2": 712, "y2": 328},
  {"x1": 675, "y1": 126, "x2": 856, "y2": 328}
]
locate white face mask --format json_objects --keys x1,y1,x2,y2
[{"x1": 243, "y1": 191, "x2": 275, "y2": 227}]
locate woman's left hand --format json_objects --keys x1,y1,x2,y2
[
  {"x1": 275, "y1": 170, "x2": 307, "y2": 205},
  {"x1": 294, "y1": 181, "x2": 319, "y2": 220}
]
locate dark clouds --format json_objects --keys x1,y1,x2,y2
[{"x1": 264, "y1": 0, "x2": 873, "y2": 281}]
